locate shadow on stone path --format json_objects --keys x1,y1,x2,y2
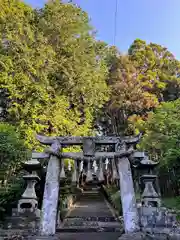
[{"x1": 57, "y1": 189, "x2": 123, "y2": 240}]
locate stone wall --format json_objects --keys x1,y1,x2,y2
[
  {"x1": 138, "y1": 206, "x2": 177, "y2": 229},
  {"x1": 118, "y1": 231, "x2": 180, "y2": 240}
]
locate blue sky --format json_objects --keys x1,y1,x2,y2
[{"x1": 24, "y1": 0, "x2": 180, "y2": 59}]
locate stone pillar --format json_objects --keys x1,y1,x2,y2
[
  {"x1": 40, "y1": 141, "x2": 61, "y2": 236},
  {"x1": 72, "y1": 160, "x2": 78, "y2": 185},
  {"x1": 112, "y1": 157, "x2": 119, "y2": 181},
  {"x1": 86, "y1": 160, "x2": 93, "y2": 182},
  {"x1": 98, "y1": 158, "x2": 104, "y2": 182},
  {"x1": 117, "y1": 157, "x2": 140, "y2": 233}
]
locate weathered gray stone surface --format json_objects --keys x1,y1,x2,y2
[
  {"x1": 62, "y1": 191, "x2": 114, "y2": 219},
  {"x1": 138, "y1": 206, "x2": 177, "y2": 229},
  {"x1": 118, "y1": 232, "x2": 146, "y2": 240},
  {"x1": 37, "y1": 134, "x2": 137, "y2": 160},
  {"x1": 57, "y1": 189, "x2": 123, "y2": 234},
  {"x1": 37, "y1": 134, "x2": 141, "y2": 145},
  {"x1": 58, "y1": 232, "x2": 122, "y2": 240},
  {"x1": 118, "y1": 157, "x2": 140, "y2": 233},
  {"x1": 118, "y1": 231, "x2": 180, "y2": 240},
  {"x1": 29, "y1": 232, "x2": 122, "y2": 240},
  {"x1": 40, "y1": 141, "x2": 61, "y2": 236},
  {"x1": 32, "y1": 236, "x2": 59, "y2": 240}
]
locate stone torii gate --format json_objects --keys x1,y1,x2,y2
[{"x1": 36, "y1": 134, "x2": 141, "y2": 236}]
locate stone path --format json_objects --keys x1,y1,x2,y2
[{"x1": 57, "y1": 189, "x2": 123, "y2": 240}]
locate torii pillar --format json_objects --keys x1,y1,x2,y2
[
  {"x1": 115, "y1": 140, "x2": 140, "y2": 233},
  {"x1": 39, "y1": 140, "x2": 61, "y2": 236}
]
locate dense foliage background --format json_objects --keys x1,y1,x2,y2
[{"x1": 1, "y1": 0, "x2": 180, "y2": 216}]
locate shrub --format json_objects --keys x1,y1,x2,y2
[{"x1": 0, "y1": 123, "x2": 28, "y2": 219}]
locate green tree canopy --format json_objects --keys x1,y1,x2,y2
[
  {"x1": 0, "y1": 123, "x2": 27, "y2": 181},
  {"x1": 139, "y1": 99, "x2": 180, "y2": 168},
  {"x1": 0, "y1": 123, "x2": 27, "y2": 217},
  {"x1": 128, "y1": 39, "x2": 180, "y2": 102},
  {"x1": 101, "y1": 39, "x2": 180, "y2": 136},
  {"x1": 0, "y1": 0, "x2": 109, "y2": 149}
]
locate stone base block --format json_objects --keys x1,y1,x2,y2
[
  {"x1": 118, "y1": 232, "x2": 145, "y2": 240},
  {"x1": 2, "y1": 208, "x2": 40, "y2": 237},
  {"x1": 3, "y1": 215, "x2": 40, "y2": 231},
  {"x1": 138, "y1": 206, "x2": 177, "y2": 228},
  {"x1": 118, "y1": 231, "x2": 180, "y2": 240}
]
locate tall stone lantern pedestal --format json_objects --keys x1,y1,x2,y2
[{"x1": 135, "y1": 154, "x2": 177, "y2": 231}]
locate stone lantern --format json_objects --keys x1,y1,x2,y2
[
  {"x1": 18, "y1": 156, "x2": 41, "y2": 217},
  {"x1": 3, "y1": 153, "x2": 42, "y2": 232},
  {"x1": 139, "y1": 156, "x2": 161, "y2": 208},
  {"x1": 136, "y1": 155, "x2": 178, "y2": 230},
  {"x1": 132, "y1": 151, "x2": 146, "y2": 195}
]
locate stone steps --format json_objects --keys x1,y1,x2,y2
[
  {"x1": 58, "y1": 232, "x2": 122, "y2": 240},
  {"x1": 57, "y1": 189, "x2": 123, "y2": 234},
  {"x1": 57, "y1": 227, "x2": 122, "y2": 233},
  {"x1": 57, "y1": 216, "x2": 122, "y2": 233},
  {"x1": 65, "y1": 216, "x2": 118, "y2": 222},
  {"x1": 32, "y1": 232, "x2": 122, "y2": 240}
]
